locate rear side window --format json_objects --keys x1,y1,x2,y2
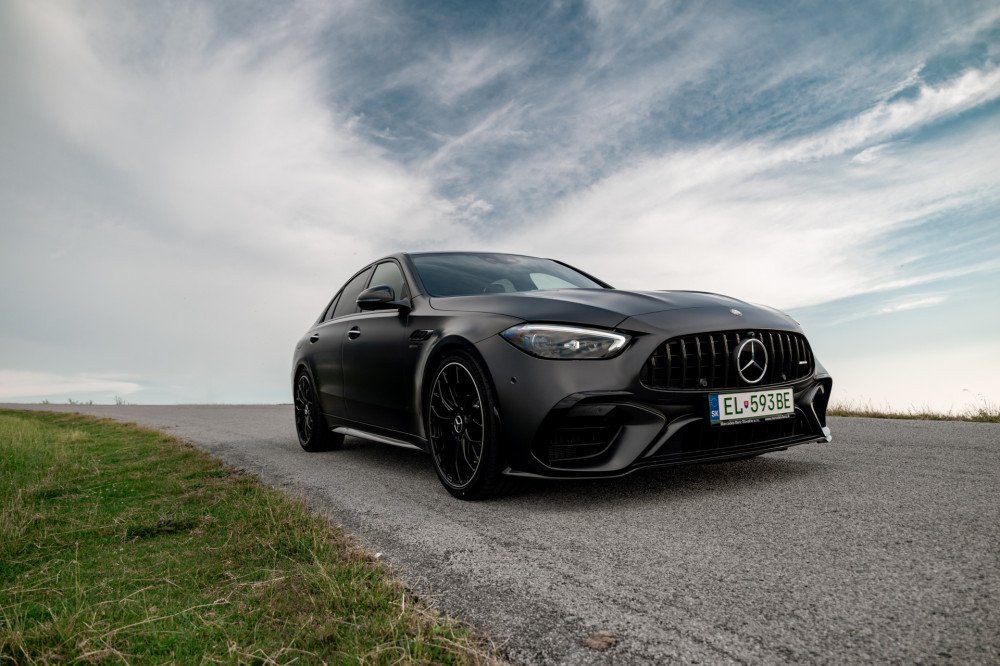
[
  {"x1": 322, "y1": 295, "x2": 340, "y2": 321},
  {"x1": 332, "y1": 268, "x2": 372, "y2": 319},
  {"x1": 370, "y1": 261, "x2": 409, "y2": 301}
]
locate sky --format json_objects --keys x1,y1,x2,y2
[{"x1": 1, "y1": 0, "x2": 998, "y2": 412}]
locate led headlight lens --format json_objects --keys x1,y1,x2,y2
[{"x1": 500, "y1": 324, "x2": 630, "y2": 359}]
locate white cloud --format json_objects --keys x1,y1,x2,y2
[
  {"x1": 424, "y1": 100, "x2": 534, "y2": 176},
  {"x1": 13, "y1": 1, "x2": 472, "y2": 259},
  {"x1": 0, "y1": 371, "x2": 141, "y2": 400},
  {"x1": 510, "y1": 65, "x2": 1000, "y2": 309},
  {"x1": 852, "y1": 143, "x2": 894, "y2": 164},
  {"x1": 1, "y1": 0, "x2": 476, "y2": 403},
  {"x1": 791, "y1": 65, "x2": 1000, "y2": 162},
  {"x1": 856, "y1": 260, "x2": 1000, "y2": 296},
  {"x1": 875, "y1": 295, "x2": 947, "y2": 314},
  {"x1": 2, "y1": 0, "x2": 998, "y2": 410},
  {"x1": 393, "y1": 41, "x2": 530, "y2": 106},
  {"x1": 825, "y1": 294, "x2": 948, "y2": 327}
]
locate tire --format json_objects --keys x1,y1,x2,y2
[
  {"x1": 294, "y1": 371, "x2": 344, "y2": 452},
  {"x1": 426, "y1": 352, "x2": 510, "y2": 500}
]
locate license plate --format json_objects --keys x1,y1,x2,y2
[{"x1": 709, "y1": 388, "x2": 794, "y2": 424}]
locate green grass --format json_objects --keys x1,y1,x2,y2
[
  {"x1": 0, "y1": 410, "x2": 500, "y2": 665},
  {"x1": 827, "y1": 397, "x2": 1000, "y2": 423}
]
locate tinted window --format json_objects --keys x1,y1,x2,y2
[
  {"x1": 322, "y1": 295, "x2": 340, "y2": 321},
  {"x1": 332, "y1": 268, "x2": 372, "y2": 318},
  {"x1": 530, "y1": 273, "x2": 578, "y2": 289},
  {"x1": 411, "y1": 253, "x2": 605, "y2": 297},
  {"x1": 370, "y1": 261, "x2": 409, "y2": 301}
]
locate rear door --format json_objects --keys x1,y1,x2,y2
[{"x1": 310, "y1": 267, "x2": 372, "y2": 418}]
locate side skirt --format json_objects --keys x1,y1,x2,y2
[{"x1": 332, "y1": 426, "x2": 425, "y2": 452}]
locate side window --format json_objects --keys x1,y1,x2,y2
[
  {"x1": 322, "y1": 294, "x2": 341, "y2": 321},
  {"x1": 332, "y1": 268, "x2": 372, "y2": 319},
  {"x1": 369, "y1": 261, "x2": 409, "y2": 301}
]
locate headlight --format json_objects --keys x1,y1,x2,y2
[{"x1": 500, "y1": 324, "x2": 630, "y2": 359}]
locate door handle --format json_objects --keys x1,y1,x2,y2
[
  {"x1": 347, "y1": 327, "x2": 361, "y2": 340},
  {"x1": 309, "y1": 333, "x2": 319, "y2": 343}
]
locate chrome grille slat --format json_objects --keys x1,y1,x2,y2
[{"x1": 680, "y1": 338, "x2": 688, "y2": 389}]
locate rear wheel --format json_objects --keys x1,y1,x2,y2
[
  {"x1": 427, "y1": 352, "x2": 509, "y2": 500},
  {"x1": 294, "y1": 372, "x2": 343, "y2": 452}
]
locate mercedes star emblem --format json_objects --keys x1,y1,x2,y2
[
  {"x1": 735, "y1": 337, "x2": 768, "y2": 384},
  {"x1": 730, "y1": 308, "x2": 743, "y2": 317}
]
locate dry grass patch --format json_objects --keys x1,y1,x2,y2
[
  {"x1": 0, "y1": 410, "x2": 503, "y2": 665},
  {"x1": 828, "y1": 397, "x2": 1000, "y2": 423}
]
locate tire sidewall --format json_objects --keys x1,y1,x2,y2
[
  {"x1": 295, "y1": 370, "x2": 340, "y2": 452},
  {"x1": 427, "y1": 351, "x2": 502, "y2": 499}
]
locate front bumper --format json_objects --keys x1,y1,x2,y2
[{"x1": 475, "y1": 332, "x2": 833, "y2": 480}]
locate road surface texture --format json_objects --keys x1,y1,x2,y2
[{"x1": 4, "y1": 404, "x2": 998, "y2": 665}]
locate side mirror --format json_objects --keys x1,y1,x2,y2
[{"x1": 357, "y1": 285, "x2": 410, "y2": 313}]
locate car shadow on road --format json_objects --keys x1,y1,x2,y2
[
  {"x1": 331, "y1": 437, "x2": 828, "y2": 507},
  {"x1": 516, "y1": 455, "x2": 827, "y2": 507}
]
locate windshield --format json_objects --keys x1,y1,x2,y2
[{"x1": 410, "y1": 253, "x2": 607, "y2": 297}]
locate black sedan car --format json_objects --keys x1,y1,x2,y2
[{"x1": 292, "y1": 252, "x2": 832, "y2": 499}]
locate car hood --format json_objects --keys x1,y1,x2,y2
[{"x1": 428, "y1": 289, "x2": 796, "y2": 331}]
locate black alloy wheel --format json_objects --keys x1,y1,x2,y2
[
  {"x1": 294, "y1": 372, "x2": 343, "y2": 452},
  {"x1": 427, "y1": 353, "x2": 508, "y2": 500}
]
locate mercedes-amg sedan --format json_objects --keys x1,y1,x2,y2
[{"x1": 292, "y1": 252, "x2": 833, "y2": 499}]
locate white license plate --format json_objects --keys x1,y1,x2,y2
[{"x1": 710, "y1": 388, "x2": 794, "y2": 424}]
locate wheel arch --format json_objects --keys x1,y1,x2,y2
[
  {"x1": 418, "y1": 336, "x2": 504, "y2": 443},
  {"x1": 292, "y1": 360, "x2": 317, "y2": 395}
]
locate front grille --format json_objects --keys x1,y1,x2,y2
[{"x1": 640, "y1": 330, "x2": 813, "y2": 391}]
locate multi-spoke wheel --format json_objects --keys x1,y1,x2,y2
[
  {"x1": 294, "y1": 371, "x2": 343, "y2": 452},
  {"x1": 427, "y1": 352, "x2": 509, "y2": 500}
]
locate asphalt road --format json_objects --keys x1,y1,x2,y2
[{"x1": 5, "y1": 404, "x2": 998, "y2": 664}]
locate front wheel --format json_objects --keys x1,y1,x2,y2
[
  {"x1": 294, "y1": 372, "x2": 344, "y2": 452},
  {"x1": 427, "y1": 352, "x2": 509, "y2": 500}
]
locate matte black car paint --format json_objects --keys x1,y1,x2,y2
[{"x1": 293, "y1": 252, "x2": 833, "y2": 491}]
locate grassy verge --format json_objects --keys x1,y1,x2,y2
[
  {"x1": 827, "y1": 398, "x2": 1000, "y2": 423},
  {"x1": 0, "y1": 410, "x2": 500, "y2": 665}
]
